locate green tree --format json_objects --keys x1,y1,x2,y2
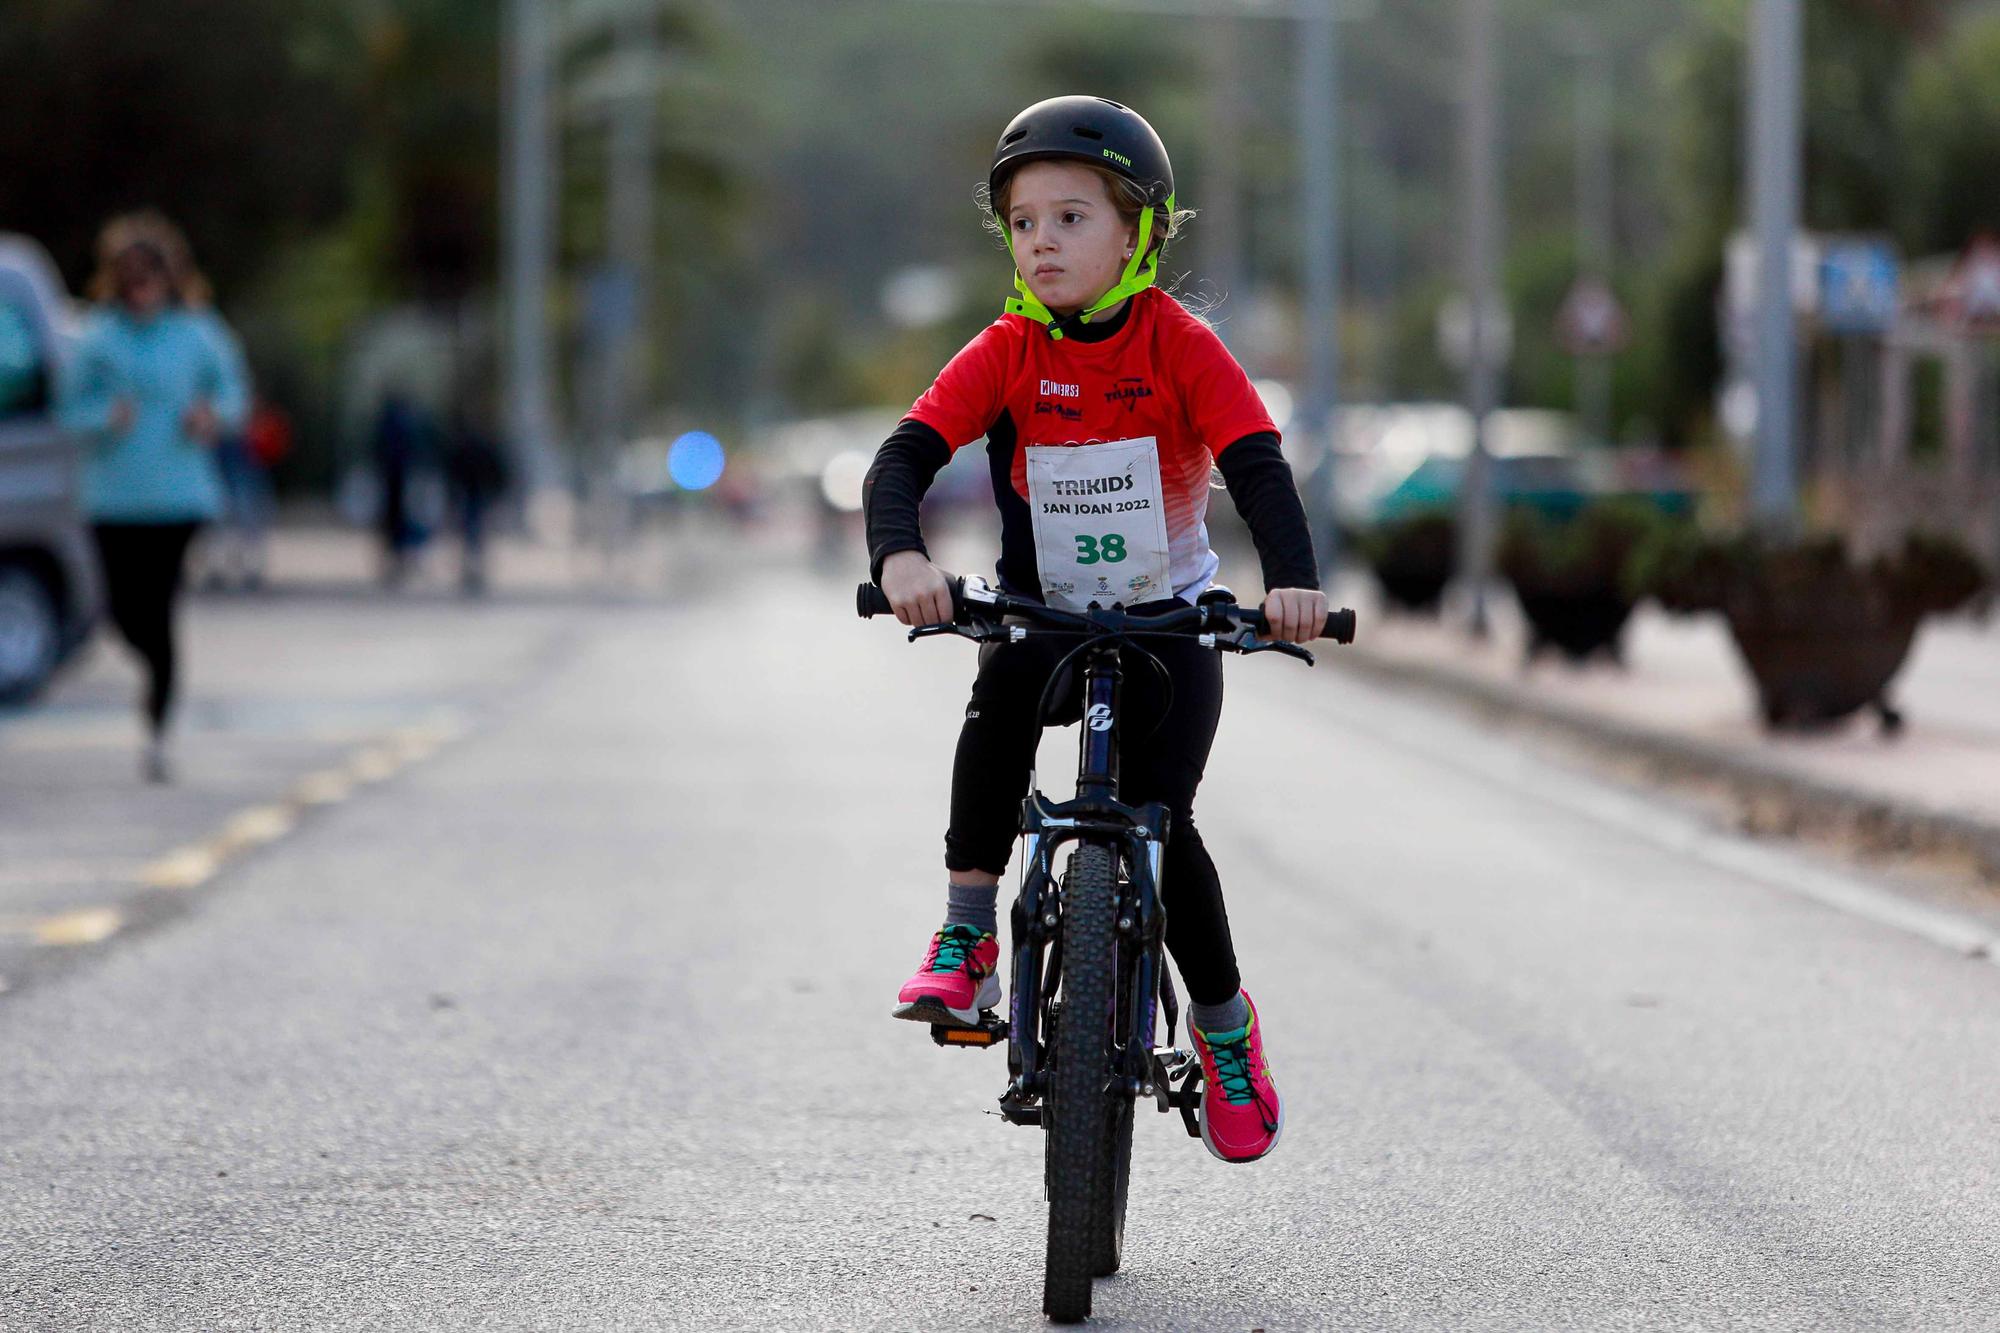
[
  {"x1": 1898, "y1": 12, "x2": 2000, "y2": 251},
  {"x1": 0, "y1": 0, "x2": 358, "y2": 296}
]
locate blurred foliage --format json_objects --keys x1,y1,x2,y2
[
  {"x1": 1353, "y1": 510, "x2": 1457, "y2": 614},
  {"x1": 1898, "y1": 11, "x2": 2000, "y2": 252},
  {"x1": 1498, "y1": 499, "x2": 1677, "y2": 598},
  {"x1": 3, "y1": 0, "x2": 1998, "y2": 485},
  {"x1": 0, "y1": 0, "x2": 358, "y2": 295},
  {"x1": 1645, "y1": 0, "x2": 2000, "y2": 445},
  {"x1": 1627, "y1": 525, "x2": 1990, "y2": 617}
]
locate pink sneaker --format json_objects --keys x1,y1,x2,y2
[
  {"x1": 1190, "y1": 991, "x2": 1283, "y2": 1163},
  {"x1": 892, "y1": 925, "x2": 1001, "y2": 1027}
]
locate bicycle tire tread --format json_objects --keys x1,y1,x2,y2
[{"x1": 1043, "y1": 841, "x2": 1118, "y2": 1323}]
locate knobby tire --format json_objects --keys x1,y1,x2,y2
[{"x1": 1043, "y1": 840, "x2": 1123, "y2": 1323}]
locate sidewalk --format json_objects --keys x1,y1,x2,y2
[{"x1": 1325, "y1": 574, "x2": 2000, "y2": 882}]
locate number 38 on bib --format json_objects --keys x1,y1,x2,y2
[{"x1": 1025, "y1": 436, "x2": 1173, "y2": 613}]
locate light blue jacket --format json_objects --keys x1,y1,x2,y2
[{"x1": 56, "y1": 305, "x2": 250, "y2": 523}]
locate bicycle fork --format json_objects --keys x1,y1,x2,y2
[{"x1": 995, "y1": 643, "x2": 1201, "y2": 1131}]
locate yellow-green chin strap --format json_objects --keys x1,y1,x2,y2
[{"x1": 1003, "y1": 196, "x2": 1171, "y2": 340}]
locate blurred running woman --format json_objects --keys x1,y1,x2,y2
[{"x1": 58, "y1": 211, "x2": 248, "y2": 782}]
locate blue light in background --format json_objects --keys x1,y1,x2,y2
[{"x1": 667, "y1": 431, "x2": 726, "y2": 491}]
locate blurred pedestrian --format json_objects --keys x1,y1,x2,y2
[
  {"x1": 369, "y1": 389, "x2": 431, "y2": 586},
  {"x1": 444, "y1": 403, "x2": 509, "y2": 595},
  {"x1": 57, "y1": 211, "x2": 248, "y2": 782},
  {"x1": 204, "y1": 392, "x2": 288, "y2": 592}
]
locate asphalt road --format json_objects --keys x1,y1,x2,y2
[{"x1": 4, "y1": 569, "x2": 1999, "y2": 1331}]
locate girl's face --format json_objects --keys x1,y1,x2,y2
[
  {"x1": 113, "y1": 248, "x2": 170, "y2": 318},
  {"x1": 1004, "y1": 160, "x2": 1140, "y2": 317}
]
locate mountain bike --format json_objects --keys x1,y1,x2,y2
[{"x1": 859, "y1": 575, "x2": 1355, "y2": 1322}]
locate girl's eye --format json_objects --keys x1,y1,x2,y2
[
  {"x1": 1061, "y1": 212, "x2": 1082, "y2": 225},
  {"x1": 1012, "y1": 217, "x2": 1030, "y2": 231}
]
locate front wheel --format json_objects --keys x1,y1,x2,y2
[
  {"x1": 0, "y1": 564, "x2": 61, "y2": 705},
  {"x1": 1043, "y1": 840, "x2": 1124, "y2": 1322}
]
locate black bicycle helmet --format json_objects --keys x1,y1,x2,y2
[
  {"x1": 989, "y1": 97, "x2": 1178, "y2": 337},
  {"x1": 988, "y1": 95, "x2": 1174, "y2": 213}
]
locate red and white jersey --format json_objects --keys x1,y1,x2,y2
[{"x1": 905, "y1": 289, "x2": 1277, "y2": 602}]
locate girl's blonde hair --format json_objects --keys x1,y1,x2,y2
[
  {"x1": 87, "y1": 210, "x2": 212, "y2": 308},
  {"x1": 981, "y1": 162, "x2": 1195, "y2": 263}
]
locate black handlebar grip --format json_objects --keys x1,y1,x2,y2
[
  {"x1": 1237, "y1": 606, "x2": 1358, "y2": 644},
  {"x1": 857, "y1": 579, "x2": 967, "y2": 622}
]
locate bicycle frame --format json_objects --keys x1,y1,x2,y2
[{"x1": 997, "y1": 637, "x2": 1191, "y2": 1130}]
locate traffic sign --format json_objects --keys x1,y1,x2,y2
[{"x1": 1817, "y1": 239, "x2": 1900, "y2": 335}]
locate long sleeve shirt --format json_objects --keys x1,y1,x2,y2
[{"x1": 58, "y1": 305, "x2": 250, "y2": 523}]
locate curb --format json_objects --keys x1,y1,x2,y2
[{"x1": 1330, "y1": 643, "x2": 2000, "y2": 887}]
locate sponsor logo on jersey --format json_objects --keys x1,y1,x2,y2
[
  {"x1": 1033, "y1": 400, "x2": 1084, "y2": 422},
  {"x1": 1039, "y1": 379, "x2": 1081, "y2": 399},
  {"x1": 1105, "y1": 377, "x2": 1154, "y2": 410}
]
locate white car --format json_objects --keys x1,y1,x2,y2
[{"x1": 0, "y1": 234, "x2": 98, "y2": 704}]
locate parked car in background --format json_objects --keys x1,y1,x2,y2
[{"x1": 0, "y1": 234, "x2": 97, "y2": 704}]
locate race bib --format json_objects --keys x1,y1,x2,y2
[{"x1": 1025, "y1": 436, "x2": 1173, "y2": 612}]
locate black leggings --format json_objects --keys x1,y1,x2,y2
[
  {"x1": 945, "y1": 617, "x2": 1241, "y2": 1005},
  {"x1": 90, "y1": 522, "x2": 201, "y2": 734}
]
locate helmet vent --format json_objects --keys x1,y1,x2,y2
[
  {"x1": 1001, "y1": 129, "x2": 1028, "y2": 145},
  {"x1": 1071, "y1": 126, "x2": 1104, "y2": 141}
]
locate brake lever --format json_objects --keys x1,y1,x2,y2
[
  {"x1": 908, "y1": 623, "x2": 977, "y2": 643},
  {"x1": 1233, "y1": 633, "x2": 1316, "y2": 666}
]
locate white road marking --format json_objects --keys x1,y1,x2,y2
[
  {"x1": 1308, "y1": 677, "x2": 2000, "y2": 965},
  {"x1": 141, "y1": 846, "x2": 221, "y2": 891},
  {"x1": 290, "y1": 769, "x2": 355, "y2": 805},
  {"x1": 216, "y1": 805, "x2": 297, "y2": 853},
  {"x1": 0, "y1": 908, "x2": 125, "y2": 947}
]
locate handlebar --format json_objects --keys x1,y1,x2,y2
[{"x1": 856, "y1": 578, "x2": 1357, "y2": 648}]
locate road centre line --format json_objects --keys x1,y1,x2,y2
[
  {"x1": 138, "y1": 720, "x2": 467, "y2": 892},
  {"x1": 3, "y1": 714, "x2": 473, "y2": 962},
  {"x1": 0, "y1": 908, "x2": 125, "y2": 947}
]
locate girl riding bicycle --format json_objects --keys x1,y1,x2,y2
[{"x1": 865, "y1": 96, "x2": 1325, "y2": 1164}]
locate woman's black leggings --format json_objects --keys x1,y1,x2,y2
[
  {"x1": 90, "y1": 522, "x2": 202, "y2": 734},
  {"x1": 944, "y1": 617, "x2": 1241, "y2": 1006}
]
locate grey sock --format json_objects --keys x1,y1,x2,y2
[
  {"x1": 943, "y1": 881, "x2": 999, "y2": 937},
  {"x1": 1190, "y1": 990, "x2": 1250, "y2": 1036}
]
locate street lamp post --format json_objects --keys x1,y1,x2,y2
[
  {"x1": 503, "y1": 0, "x2": 562, "y2": 502},
  {"x1": 1456, "y1": 0, "x2": 1502, "y2": 637},
  {"x1": 1573, "y1": 31, "x2": 1614, "y2": 447},
  {"x1": 604, "y1": 7, "x2": 657, "y2": 455},
  {"x1": 1748, "y1": 0, "x2": 1803, "y2": 530},
  {"x1": 1297, "y1": 0, "x2": 1342, "y2": 581}
]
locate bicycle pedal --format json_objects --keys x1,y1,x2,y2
[{"x1": 930, "y1": 1012, "x2": 1009, "y2": 1048}]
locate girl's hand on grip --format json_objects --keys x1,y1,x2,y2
[
  {"x1": 880, "y1": 550, "x2": 954, "y2": 628},
  {"x1": 1262, "y1": 587, "x2": 1328, "y2": 643}
]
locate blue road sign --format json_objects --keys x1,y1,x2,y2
[{"x1": 1819, "y1": 240, "x2": 1900, "y2": 335}]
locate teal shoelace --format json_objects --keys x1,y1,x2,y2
[
  {"x1": 929, "y1": 925, "x2": 987, "y2": 973},
  {"x1": 1205, "y1": 1028, "x2": 1258, "y2": 1104}
]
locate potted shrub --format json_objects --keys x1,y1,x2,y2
[
  {"x1": 1355, "y1": 510, "x2": 1456, "y2": 615},
  {"x1": 1497, "y1": 499, "x2": 1672, "y2": 666},
  {"x1": 1627, "y1": 527, "x2": 1990, "y2": 733}
]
